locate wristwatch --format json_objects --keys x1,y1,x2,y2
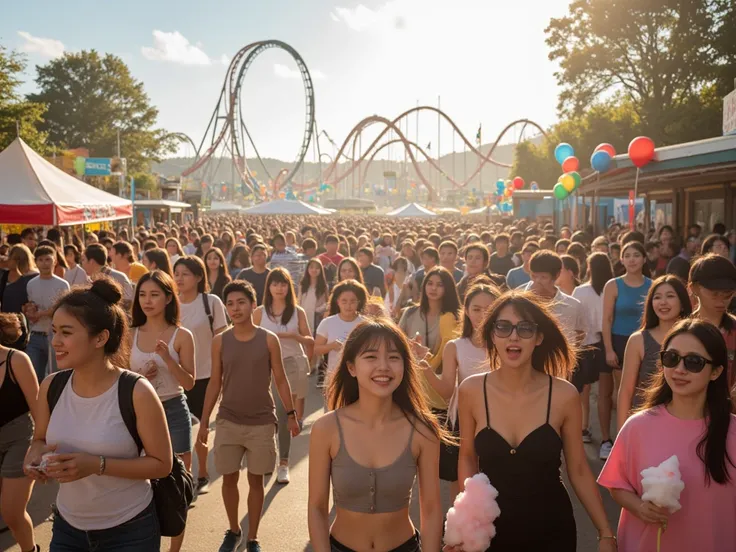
[{"x1": 286, "y1": 410, "x2": 297, "y2": 417}]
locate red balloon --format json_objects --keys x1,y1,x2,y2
[
  {"x1": 512, "y1": 176, "x2": 525, "y2": 190},
  {"x1": 561, "y1": 156, "x2": 579, "y2": 173},
  {"x1": 595, "y1": 143, "x2": 616, "y2": 157},
  {"x1": 628, "y1": 136, "x2": 655, "y2": 168}
]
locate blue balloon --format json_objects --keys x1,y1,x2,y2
[
  {"x1": 591, "y1": 150, "x2": 612, "y2": 173},
  {"x1": 555, "y1": 143, "x2": 575, "y2": 165},
  {"x1": 530, "y1": 181, "x2": 539, "y2": 191}
]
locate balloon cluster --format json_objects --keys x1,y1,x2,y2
[
  {"x1": 552, "y1": 143, "x2": 581, "y2": 201},
  {"x1": 493, "y1": 178, "x2": 518, "y2": 214},
  {"x1": 591, "y1": 143, "x2": 615, "y2": 173}
]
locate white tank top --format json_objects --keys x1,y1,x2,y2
[
  {"x1": 46, "y1": 372, "x2": 153, "y2": 531},
  {"x1": 259, "y1": 307, "x2": 305, "y2": 359},
  {"x1": 129, "y1": 327, "x2": 182, "y2": 401},
  {"x1": 447, "y1": 337, "x2": 490, "y2": 426}
]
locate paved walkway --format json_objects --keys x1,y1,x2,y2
[{"x1": 1, "y1": 377, "x2": 620, "y2": 551}]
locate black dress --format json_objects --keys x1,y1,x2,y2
[{"x1": 474, "y1": 374, "x2": 576, "y2": 551}]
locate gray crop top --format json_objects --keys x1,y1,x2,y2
[{"x1": 331, "y1": 412, "x2": 417, "y2": 514}]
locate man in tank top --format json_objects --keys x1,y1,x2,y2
[{"x1": 197, "y1": 280, "x2": 300, "y2": 552}]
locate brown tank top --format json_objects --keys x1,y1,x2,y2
[
  {"x1": 331, "y1": 412, "x2": 417, "y2": 514},
  {"x1": 217, "y1": 327, "x2": 276, "y2": 426}
]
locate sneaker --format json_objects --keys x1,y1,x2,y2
[
  {"x1": 246, "y1": 541, "x2": 262, "y2": 552},
  {"x1": 218, "y1": 530, "x2": 243, "y2": 552},
  {"x1": 196, "y1": 476, "x2": 210, "y2": 494},
  {"x1": 582, "y1": 429, "x2": 593, "y2": 444},
  {"x1": 599, "y1": 440, "x2": 613, "y2": 460},
  {"x1": 277, "y1": 465, "x2": 290, "y2": 484}
]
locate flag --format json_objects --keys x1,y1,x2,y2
[
  {"x1": 476, "y1": 124, "x2": 482, "y2": 146},
  {"x1": 426, "y1": 141, "x2": 432, "y2": 151}
]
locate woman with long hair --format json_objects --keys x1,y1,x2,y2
[
  {"x1": 600, "y1": 241, "x2": 652, "y2": 460},
  {"x1": 453, "y1": 292, "x2": 615, "y2": 552},
  {"x1": 204, "y1": 247, "x2": 232, "y2": 300},
  {"x1": 335, "y1": 257, "x2": 364, "y2": 287},
  {"x1": 2, "y1": 244, "x2": 38, "y2": 316},
  {"x1": 572, "y1": 253, "x2": 614, "y2": 443},
  {"x1": 298, "y1": 258, "x2": 329, "y2": 334},
  {"x1": 165, "y1": 238, "x2": 185, "y2": 265},
  {"x1": 599, "y1": 319, "x2": 736, "y2": 552},
  {"x1": 143, "y1": 248, "x2": 174, "y2": 277},
  {"x1": 384, "y1": 257, "x2": 412, "y2": 319},
  {"x1": 308, "y1": 320, "x2": 445, "y2": 552},
  {"x1": 253, "y1": 268, "x2": 313, "y2": 484},
  {"x1": 0, "y1": 314, "x2": 40, "y2": 552},
  {"x1": 399, "y1": 266, "x2": 460, "y2": 486},
  {"x1": 314, "y1": 280, "x2": 368, "y2": 379},
  {"x1": 173, "y1": 256, "x2": 228, "y2": 494},
  {"x1": 618, "y1": 275, "x2": 692, "y2": 429},
  {"x1": 128, "y1": 270, "x2": 195, "y2": 552},
  {"x1": 25, "y1": 278, "x2": 172, "y2": 551},
  {"x1": 228, "y1": 244, "x2": 250, "y2": 276}
]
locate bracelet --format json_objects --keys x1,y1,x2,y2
[
  {"x1": 597, "y1": 535, "x2": 616, "y2": 542},
  {"x1": 98, "y1": 455, "x2": 106, "y2": 476},
  {"x1": 286, "y1": 410, "x2": 297, "y2": 417}
]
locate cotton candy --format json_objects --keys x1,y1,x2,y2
[
  {"x1": 640, "y1": 455, "x2": 685, "y2": 513},
  {"x1": 444, "y1": 473, "x2": 500, "y2": 552}
]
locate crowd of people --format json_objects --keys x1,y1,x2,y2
[{"x1": 0, "y1": 215, "x2": 734, "y2": 552}]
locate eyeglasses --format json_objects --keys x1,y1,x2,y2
[
  {"x1": 659, "y1": 350, "x2": 713, "y2": 373},
  {"x1": 493, "y1": 320, "x2": 538, "y2": 339}
]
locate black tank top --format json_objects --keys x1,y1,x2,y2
[
  {"x1": 0, "y1": 351, "x2": 30, "y2": 427},
  {"x1": 474, "y1": 373, "x2": 576, "y2": 551}
]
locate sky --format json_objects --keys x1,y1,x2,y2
[{"x1": 2, "y1": 0, "x2": 571, "y2": 163}]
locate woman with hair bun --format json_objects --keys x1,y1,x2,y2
[
  {"x1": 0, "y1": 313, "x2": 40, "y2": 552},
  {"x1": 24, "y1": 277, "x2": 173, "y2": 551}
]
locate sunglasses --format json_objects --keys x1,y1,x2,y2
[
  {"x1": 659, "y1": 350, "x2": 713, "y2": 373},
  {"x1": 493, "y1": 320, "x2": 538, "y2": 339}
]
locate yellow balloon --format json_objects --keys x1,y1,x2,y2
[{"x1": 560, "y1": 174, "x2": 575, "y2": 192}]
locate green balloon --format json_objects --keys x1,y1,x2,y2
[
  {"x1": 553, "y1": 183, "x2": 569, "y2": 200},
  {"x1": 74, "y1": 157, "x2": 86, "y2": 176},
  {"x1": 570, "y1": 171, "x2": 582, "y2": 189}
]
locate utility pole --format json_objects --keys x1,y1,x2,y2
[
  {"x1": 117, "y1": 129, "x2": 123, "y2": 197},
  {"x1": 437, "y1": 95, "x2": 441, "y2": 203}
]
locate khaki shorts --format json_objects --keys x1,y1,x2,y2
[
  {"x1": 283, "y1": 355, "x2": 309, "y2": 400},
  {"x1": 213, "y1": 418, "x2": 276, "y2": 476}
]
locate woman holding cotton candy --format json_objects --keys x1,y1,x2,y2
[
  {"x1": 598, "y1": 319, "x2": 736, "y2": 552},
  {"x1": 451, "y1": 291, "x2": 615, "y2": 551}
]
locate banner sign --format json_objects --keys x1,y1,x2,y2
[{"x1": 84, "y1": 158, "x2": 112, "y2": 176}]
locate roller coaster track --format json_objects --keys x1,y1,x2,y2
[
  {"x1": 323, "y1": 107, "x2": 547, "y2": 200},
  {"x1": 181, "y1": 40, "x2": 315, "y2": 197}
]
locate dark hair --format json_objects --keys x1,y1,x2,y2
[
  {"x1": 588, "y1": 252, "x2": 614, "y2": 295},
  {"x1": 336, "y1": 257, "x2": 364, "y2": 285},
  {"x1": 421, "y1": 247, "x2": 440, "y2": 264},
  {"x1": 357, "y1": 247, "x2": 374, "y2": 260},
  {"x1": 0, "y1": 312, "x2": 22, "y2": 344},
  {"x1": 622, "y1": 230, "x2": 646, "y2": 245},
  {"x1": 641, "y1": 275, "x2": 692, "y2": 330},
  {"x1": 419, "y1": 266, "x2": 460, "y2": 318},
  {"x1": 300, "y1": 258, "x2": 328, "y2": 299},
  {"x1": 522, "y1": 241, "x2": 540, "y2": 254},
  {"x1": 144, "y1": 248, "x2": 173, "y2": 277},
  {"x1": 560, "y1": 254, "x2": 580, "y2": 283},
  {"x1": 223, "y1": 280, "x2": 257, "y2": 304},
  {"x1": 204, "y1": 247, "x2": 232, "y2": 291},
  {"x1": 461, "y1": 283, "x2": 500, "y2": 339},
  {"x1": 302, "y1": 238, "x2": 317, "y2": 251},
  {"x1": 165, "y1": 238, "x2": 184, "y2": 256},
  {"x1": 494, "y1": 233, "x2": 510, "y2": 246},
  {"x1": 20, "y1": 228, "x2": 36, "y2": 240},
  {"x1": 174, "y1": 256, "x2": 209, "y2": 294},
  {"x1": 701, "y1": 234, "x2": 729, "y2": 256},
  {"x1": 132, "y1": 270, "x2": 180, "y2": 328},
  {"x1": 639, "y1": 319, "x2": 734, "y2": 484},
  {"x1": 34, "y1": 245, "x2": 56, "y2": 260},
  {"x1": 621, "y1": 241, "x2": 647, "y2": 261},
  {"x1": 53, "y1": 277, "x2": 129, "y2": 366},
  {"x1": 481, "y1": 291, "x2": 576, "y2": 379},
  {"x1": 112, "y1": 241, "x2": 135, "y2": 263},
  {"x1": 326, "y1": 319, "x2": 448, "y2": 443},
  {"x1": 263, "y1": 267, "x2": 297, "y2": 326},
  {"x1": 251, "y1": 243, "x2": 267, "y2": 257},
  {"x1": 84, "y1": 243, "x2": 108, "y2": 266},
  {"x1": 529, "y1": 250, "x2": 562, "y2": 277},
  {"x1": 64, "y1": 244, "x2": 81, "y2": 264},
  {"x1": 464, "y1": 243, "x2": 489, "y2": 265},
  {"x1": 328, "y1": 279, "x2": 368, "y2": 316},
  {"x1": 438, "y1": 240, "x2": 458, "y2": 253},
  {"x1": 325, "y1": 234, "x2": 339, "y2": 245}
]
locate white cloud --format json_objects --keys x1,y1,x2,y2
[
  {"x1": 219, "y1": 54, "x2": 230, "y2": 66},
  {"x1": 274, "y1": 63, "x2": 326, "y2": 80},
  {"x1": 330, "y1": 12, "x2": 340, "y2": 22},
  {"x1": 330, "y1": 1, "x2": 407, "y2": 32},
  {"x1": 141, "y1": 30, "x2": 212, "y2": 65},
  {"x1": 17, "y1": 31, "x2": 65, "y2": 58}
]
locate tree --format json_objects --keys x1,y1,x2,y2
[
  {"x1": 0, "y1": 46, "x2": 47, "y2": 152},
  {"x1": 29, "y1": 50, "x2": 176, "y2": 172},
  {"x1": 546, "y1": 0, "x2": 736, "y2": 144}
]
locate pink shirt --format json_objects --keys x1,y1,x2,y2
[{"x1": 598, "y1": 405, "x2": 736, "y2": 552}]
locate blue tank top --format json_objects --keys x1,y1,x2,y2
[{"x1": 611, "y1": 276, "x2": 651, "y2": 336}]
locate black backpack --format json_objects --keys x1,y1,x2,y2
[{"x1": 47, "y1": 369, "x2": 195, "y2": 537}]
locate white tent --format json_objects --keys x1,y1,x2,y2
[
  {"x1": 386, "y1": 203, "x2": 437, "y2": 217},
  {"x1": 468, "y1": 205, "x2": 499, "y2": 215},
  {"x1": 242, "y1": 199, "x2": 333, "y2": 215},
  {"x1": 0, "y1": 138, "x2": 132, "y2": 225},
  {"x1": 434, "y1": 207, "x2": 461, "y2": 214}
]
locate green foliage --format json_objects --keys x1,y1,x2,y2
[
  {"x1": 131, "y1": 172, "x2": 158, "y2": 193},
  {"x1": 0, "y1": 46, "x2": 48, "y2": 152},
  {"x1": 28, "y1": 50, "x2": 176, "y2": 173},
  {"x1": 546, "y1": 0, "x2": 736, "y2": 143}
]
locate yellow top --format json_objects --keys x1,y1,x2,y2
[
  {"x1": 420, "y1": 311, "x2": 459, "y2": 411},
  {"x1": 129, "y1": 262, "x2": 148, "y2": 284}
]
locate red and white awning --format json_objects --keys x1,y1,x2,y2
[{"x1": 0, "y1": 138, "x2": 132, "y2": 226}]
